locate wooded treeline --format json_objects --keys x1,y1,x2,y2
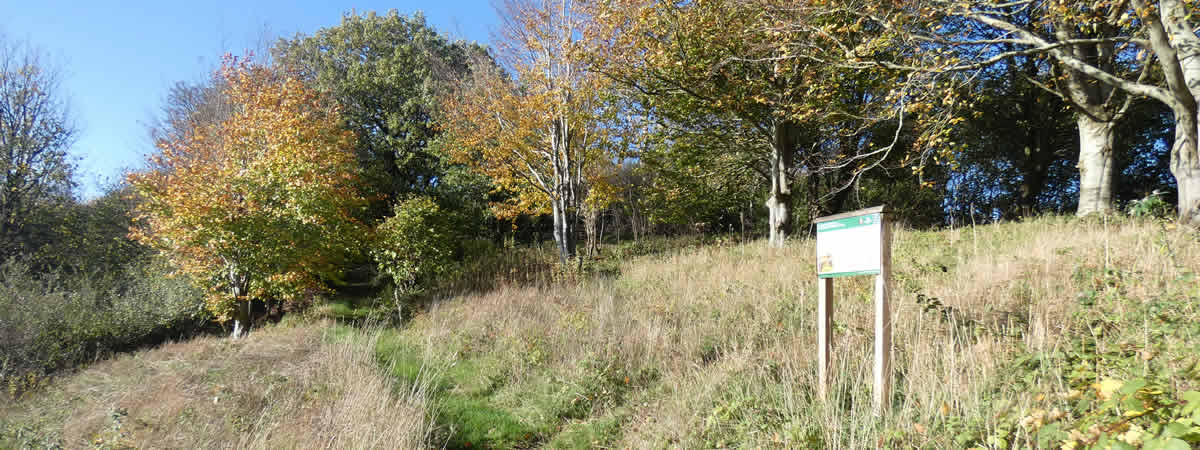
[{"x1": 1, "y1": 1, "x2": 1194, "y2": 335}]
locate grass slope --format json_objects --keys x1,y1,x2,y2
[
  {"x1": 376, "y1": 216, "x2": 1200, "y2": 448},
  {"x1": 1, "y1": 321, "x2": 432, "y2": 449},
  {"x1": 4, "y1": 216, "x2": 1199, "y2": 449}
]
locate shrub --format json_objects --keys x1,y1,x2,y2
[
  {"x1": 0, "y1": 257, "x2": 208, "y2": 396},
  {"x1": 1126, "y1": 190, "x2": 1175, "y2": 219},
  {"x1": 370, "y1": 196, "x2": 457, "y2": 304}
]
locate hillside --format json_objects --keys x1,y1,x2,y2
[{"x1": 3, "y1": 216, "x2": 1199, "y2": 448}]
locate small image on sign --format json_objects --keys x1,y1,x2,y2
[
  {"x1": 818, "y1": 253, "x2": 833, "y2": 273},
  {"x1": 816, "y1": 211, "x2": 883, "y2": 278}
]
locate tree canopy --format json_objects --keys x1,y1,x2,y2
[
  {"x1": 128, "y1": 57, "x2": 366, "y2": 334},
  {"x1": 273, "y1": 11, "x2": 482, "y2": 219},
  {"x1": 0, "y1": 34, "x2": 76, "y2": 259}
]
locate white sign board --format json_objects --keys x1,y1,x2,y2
[{"x1": 815, "y1": 210, "x2": 882, "y2": 278}]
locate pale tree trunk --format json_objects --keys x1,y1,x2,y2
[
  {"x1": 1051, "y1": 19, "x2": 1121, "y2": 217},
  {"x1": 550, "y1": 116, "x2": 578, "y2": 264},
  {"x1": 583, "y1": 207, "x2": 600, "y2": 256},
  {"x1": 1075, "y1": 116, "x2": 1117, "y2": 216},
  {"x1": 1171, "y1": 109, "x2": 1200, "y2": 226},
  {"x1": 765, "y1": 120, "x2": 795, "y2": 247},
  {"x1": 1144, "y1": 0, "x2": 1200, "y2": 227},
  {"x1": 551, "y1": 190, "x2": 577, "y2": 265},
  {"x1": 227, "y1": 267, "x2": 250, "y2": 339}
]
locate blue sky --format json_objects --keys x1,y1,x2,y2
[{"x1": 1, "y1": 0, "x2": 497, "y2": 198}]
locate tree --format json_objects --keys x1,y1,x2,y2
[
  {"x1": 881, "y1": 0, "x2": 1200, "y2": 226},
  {"x1": 947, "y1": 49, "x2": 1080, "y2": 218},
  {"x1": 273, "y1": 11, "x2": 484, "y2": 220},
  {"x1": 440, "y1": 0, "x2": 612, "y2": 263},
  {"x1": 0, "y1": 34, "x2": 76, "y2": 258},
  {"x1": 24, "y1": 181, "x2": 149, "y2": 275},
  {"x1": 147, "y1": 77, "x2": 233, "y2": 166},
  {"x1": 588, "y1": 0, "x2": 949, "y2": 245},
  {"x1": 128, "y1": 57, "x2": 366, "y2": 337}
]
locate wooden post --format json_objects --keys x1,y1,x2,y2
[
  {"x1": 817, "y1": 276, "x2": 833, "y2": 401},
  {"x1": 873, "y1": 214, "x2": 893, "y2": 414}
]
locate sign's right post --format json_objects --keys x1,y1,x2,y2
[{"x1": 873, "y1": 212, "x2": 893, "y2": 414}]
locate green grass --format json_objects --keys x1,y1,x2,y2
[{"x1": 372, "y1": 329, "x2": 641, "y2": 448}]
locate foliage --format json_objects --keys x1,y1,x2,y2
[
  {"x1": 943, "y1": 42, "x2": 1080, "y2": 219},
  {"x1": 273, "y1": 11, "x2": 489, "y2": 221},
  {"x1": 128, "y1": 56, "x2": 366, "y2": 322},
  {"x1": 370, "y1": 195, "x2": 456, "y2": 296},
  {"x1": 943, "y1": 266, "x2": 1200, "y2": 449},
  {"x1": 440, "y1": 0, "x2": 618, "y2": 262},
  {"x1": 0, "y1": 257, "x2": 208, "y2": 397},
  {"x1": 1114, "y1": 99, "x2": 1177, "y2": 205},
  {"x1": 1127, "y1": 191, "x2": 1176, "y2": 219},
  {"x1": 588, "y1": 0, "x2": 955, "y2": 242},
  {"x1": 21, "y1": 182, "x2": 148, "y2": 276},
  {"x1": 0, "y1": 34, "x2": 77, "y2": 259}
]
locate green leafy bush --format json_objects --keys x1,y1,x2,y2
[
  {"x1": 942, "y1": 267, "x2": 1200, "y2": 449},
  {"x1": 1126, "y1": 190, "x2": 1175, "y2": 219},
  {"x1": 0, "y1": 258, "x2": 208, "y2": 396},
  {"x1": 371, "y1": 196, "x2": 457, "y2": 299}
]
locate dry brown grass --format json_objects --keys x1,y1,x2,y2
[
  {"x1": 1, "y1": 321, "x2": 433, "y2": 449},
  {"x1": 6, "y1": 216, "x2": 1195, "y2": 448},
  {"x1": 391, "y1": 216, "x2": 1199, "y2": 448}
]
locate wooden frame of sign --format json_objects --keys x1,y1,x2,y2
[{"x1": 814, "y1": 205, "x2": 892, "y2": 414}]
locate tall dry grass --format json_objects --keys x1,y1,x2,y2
[
  {"x1": 1, "y1": 321, "x2": 435, "y2": 449},
  {"x1": 390, "y1": 215, "x2": 1198, "y2": 448},
  {"x1": 5, "y1": 216, "x2": 1194, "y2": 448}
]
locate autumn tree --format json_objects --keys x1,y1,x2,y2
[
  {"x1": 129, "y1": 57, "x2": 366, "y2": 337},
  {"x1": 0, "y1": 34, "x2": 77, "y2": 259},
  {"x1": 440, "y1": 0, "x2": 612, "y2": 263},
  {"x1": 934, "y1": 3, "x2": 1136, "y2": 216},
  {"x1": 993, "y1": 0, "x2": 1200, "y2": 225},
  {"x1": 854, "y1": 0, "x2": 1200, "y2": 225},
  {"x1": 588, "y1": 0, "x2": 950, "y2": 245}
]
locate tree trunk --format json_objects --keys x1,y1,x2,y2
[
  {"x1": 551, "y1": 195, "x2": 568, "y2": 264},
  {"x1": 1171, "y1": 109, "x2": 1200, "y2": 227},
  {"x1": 227, "y1": 267, "x2": 250, "y2": 339},
  {"x1": 550, "y1": 184, "x2": 578, "y2": 265},
  {"x1": 1017, "y1": 159, "x2": 1048, "y2": 218},
  {"x1": 583, "y1": 207, "x2": 600, "y2": 256},
  {"x1": 1076, "y1": 115, "x2": 1116, "y2": 216},
  {"x1": 766, "y1": 121, "x2": 795, "y2": 247},
  {"x1": 1138, "y1": 0, "x2": 1200, "y2": 226}
]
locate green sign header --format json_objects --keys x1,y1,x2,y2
[{"x1": 816, "y1": 213, "x2": 880, "y2": 233}]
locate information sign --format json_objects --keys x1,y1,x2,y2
[
  {"x1": 812, "y1": 205, "x2": 892, "y2": 415},
  {"x1": 816, "y1": 212, "x2": 882, "y2": 278}
]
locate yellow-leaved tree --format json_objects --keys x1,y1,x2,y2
[
  {"x1": 128, "y1": 56, "x2": 366, "y2": 337},
  {"x1": 440, "y1": 0, "x2": 615, "y2": 264}
]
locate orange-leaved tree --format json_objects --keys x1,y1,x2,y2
[
  {"x1": 128, "y1": 56, "x2": 366, "y2": 337},
  {"x1": 440, "y1": 0, "x2": 614, "y2": 264}
]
